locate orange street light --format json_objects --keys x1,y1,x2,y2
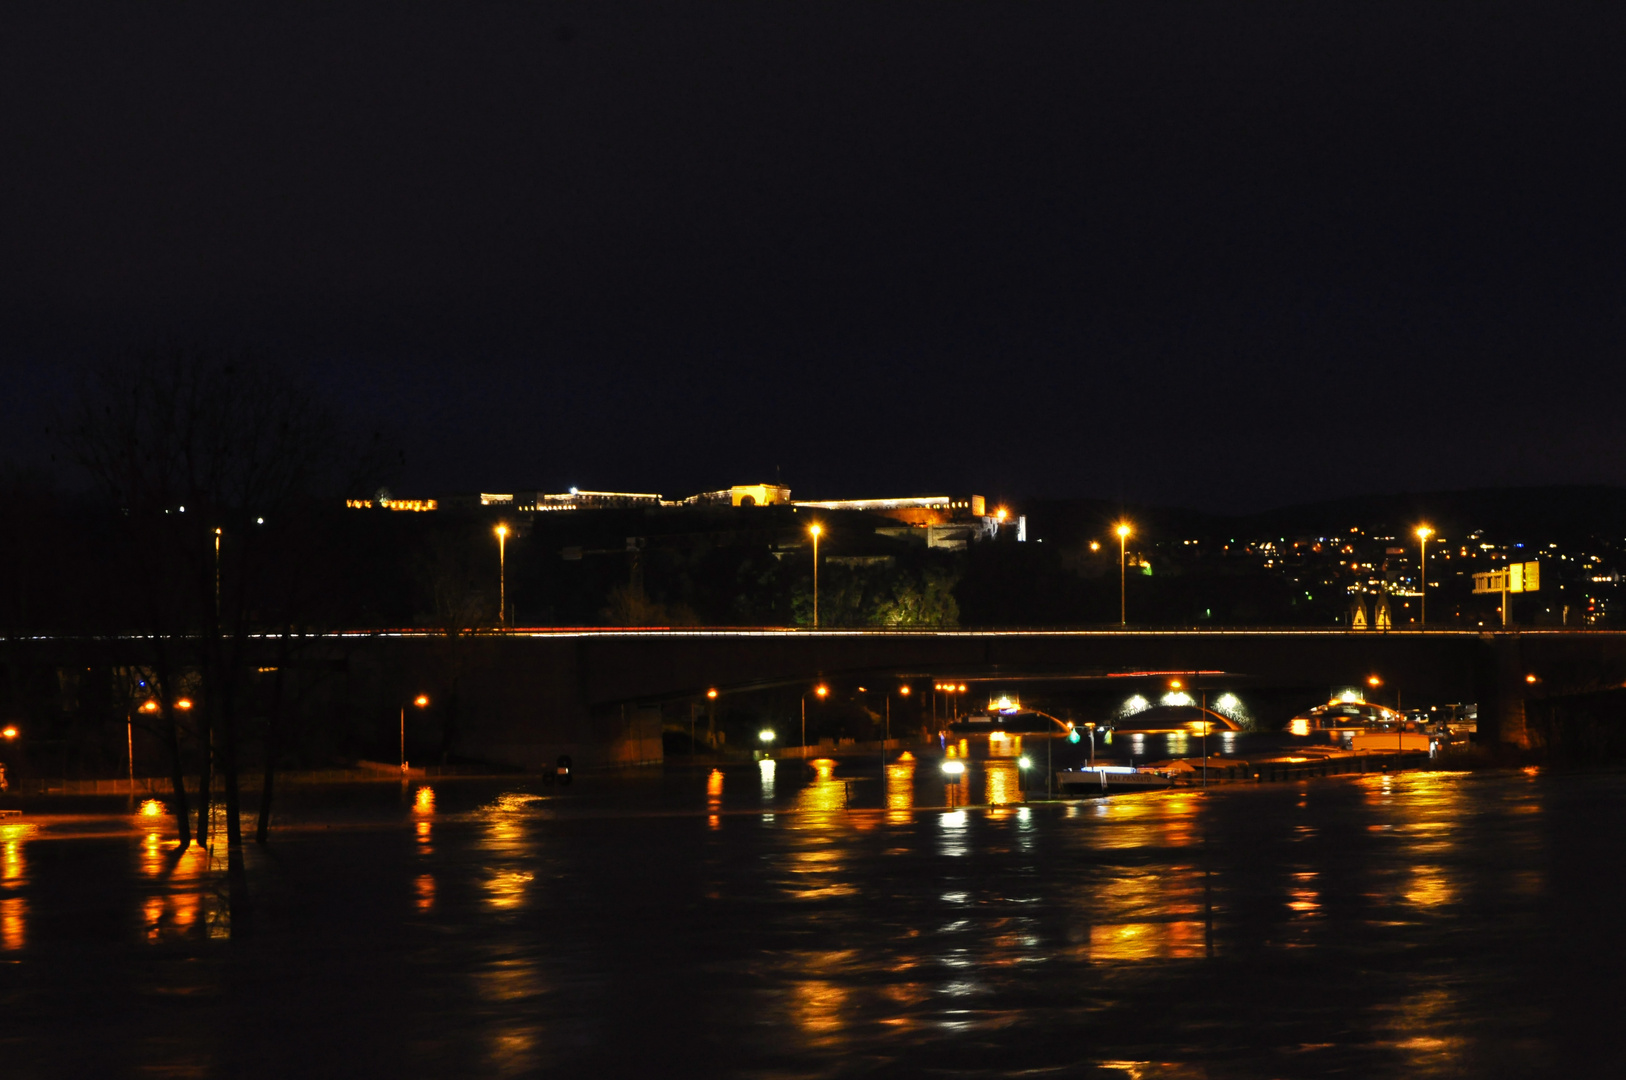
[
  {"x1": 174, "y1": 698, "x2": 194, "y2": 711},
  {"x1": 1525, "y1": 673, "x2": 1539, "y2": 684},
  {"x1": 1170, "y1": 679, "x2": 1183, "y2": 690},
  {"x1": 403, "y1": 694, "x2": 430, "y2": 772},
  {"x1": 139, "y1": 699, "x2": 160, "y2": 714},
  {"x1": 495, "y1": 524, "x2": 510, "y2": 627},
  {"x1": 995, "y1": 507, "x2": 1009, "y2": 522},
  {"x1": 801, "y1": 684, "x2": 830, "y2": 760},
  {"x1": 1416, "y1": 525, "x2": 1434, "y2": 627},
  {"x1": 899, "y1": 685, "x2": 911, "y2": 695},
  {"x1": 1, "y1": 726, "x2": 17, "y2": 740},
  {"x1": 707, "y1": 688, "x2": 718, "y2": 699},
  {"x1": 809, "y1": 524, "x2": 823, "y2": 628},
  {"x1": 1115, "y1": 522, "x2": 1133, "y2": 625}
]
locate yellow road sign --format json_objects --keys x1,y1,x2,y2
[{"x1": 1473, "y1": 560, "x2": 1540, "y2": 594}]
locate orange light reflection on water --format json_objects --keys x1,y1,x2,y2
[
  {"x1": 886, "y1": 757, "x2": 915, "y2": 823},
  {"x1": 480, "y1": 793, "x2": 540, "y2": 912},
  {"x1": 1, "y1": 896, "x2": 24, "y2": 951},
  {"x1": 985, "y1": 760, "x2": 1023, "y2": 806},
  {"x1": 795, "y1": 759, "x2": 855, "y2": 825}
]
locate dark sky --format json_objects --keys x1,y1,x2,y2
[{"x1": 3, "y1": 3, "x2": 1623, "y2": 511}]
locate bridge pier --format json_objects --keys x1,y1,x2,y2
[{"x1": 1477, "y1": 634, "x2": 1532, "y2": 750}]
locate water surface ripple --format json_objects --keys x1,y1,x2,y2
[{"x1": 1, "y1": 764, "x2": 1619, "y2": 1077}]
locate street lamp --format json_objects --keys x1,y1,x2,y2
[
  {"x1": 494, "y1": 524, "x2": 510, "y2": 627},
  {"x1": 1415, "y1": 525, "x2": 1433, "y2": 627},
  {"x1": 1116, "y1": 522, "x2": 1133, "y2": 625},
  {"x1": 402, "y1": 694, "x2": 429, "y2": 772},
  {"x1": 801, "y1": 683, "x2": 828, "y2": 759},
  {"x1": 809, "y1": 524, "x2": 822, "y2": 628}
]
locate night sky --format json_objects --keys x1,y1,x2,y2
[{"x1": 3, "y1": 3, "x2": 1623, "y2": 511}]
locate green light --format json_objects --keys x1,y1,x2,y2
[{"x1": 1068, "y1": 730, "x2": 1081, "y2": 744}]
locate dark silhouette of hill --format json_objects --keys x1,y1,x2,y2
[{"x1": 1025, "y1": 486, "x2": 1626, "y2": 546}]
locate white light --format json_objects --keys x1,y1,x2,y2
[
  {"x1": 1018, "y1": 756, "x2": 1032, "y2": 769},
  {"x1": 941, "y1": 759, "x2": 966, "y2": 776},
  {"x1": 256, "y1": 517, "x2": 264, "y2": 525},
  {"x1": 758, "y1": 729, "x2": 775, "y2": 743},
  {"x1": 1121, "y1": 695, "x2": 1150, "y2": 716},
  {"x1": 569, "y1": 486, "x2": 578, "y2": 495},
  {"x1": 1161, "y1": 691, "x2": 1193, "y2": 707}
]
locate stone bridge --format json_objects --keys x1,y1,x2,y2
[
  {"x1": 335, "y1": 627, "x2": 1626, "y2": 767},
  {"x1": 9, "y1": 628, "x2": 1625, "y2": 770}
]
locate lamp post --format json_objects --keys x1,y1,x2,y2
[
  {"x1": 892, "y1": 684, "x2": 909, "y2": 746},
  {"x1": 1116, "y1": 523, "x2": 1133, "y2": 626},
  {"x1": 707, "y1": 687, "x2": 718, "y2": 752},
  {"x1": 1415, "y1": 525, "x2": 1433, "y2": 627},
  {"x1": 402, "y1": 694, "x2": 429, "y2": 772},
  {"x1": 809, "y1": 524, "x2": 822, "y2": 628},
  {"x1": 801, "y1": 683, "x2": 828, "y2": 760},
  {"x1": 494, "y1": 525, "x2": 509, "y2": 627},
  {"x1": 213, "y1": 527, "x2": 222, "y2": 619}
]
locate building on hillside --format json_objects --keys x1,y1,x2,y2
[{"x1": 515, "y1": 489, "x2": 665, "y2": 512}]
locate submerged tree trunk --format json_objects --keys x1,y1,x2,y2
[
  {"x1": 148, "y1": 648, "x2": 191, "y2": 850},
  {"x1": 195, "y1": 691, "x2": 213, "y2": 848},
  {"x1": 221, "y1": 689, "x2": 243, "y2": 848},
  {"x1": 256, "y1": 627, "x2": 293, "y2": 844},
  {"x1": 165, "y1": 707, "x2": 192, "y2": 851}
]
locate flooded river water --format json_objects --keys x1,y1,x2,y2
[{"x1": 1, "y1": 760, "x2": 1621, "y2": 1077}]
